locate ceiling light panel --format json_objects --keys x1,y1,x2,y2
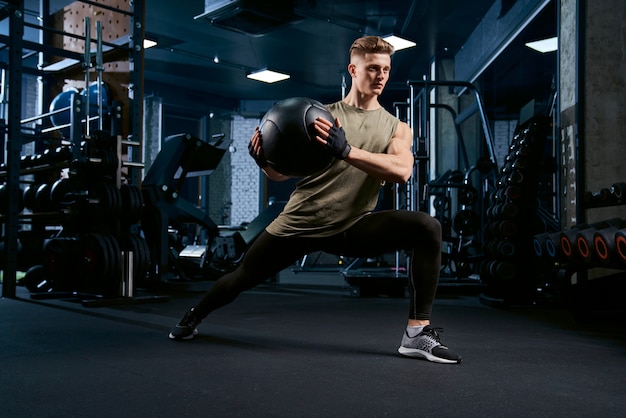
[
  {"x1": 247, "y1": 69, "x2": 290, "y2": 83},
  {"x1": 525, "y1": 37, "x2": 558, "y2": 53},
  {"x1": 382, "y1": 35, "x2": 417, "y2": 51}
]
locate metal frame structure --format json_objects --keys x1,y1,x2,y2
[
  {"x1": 1, "y1": 0, "x2": 144, "y2": 298},
  {"x1": 3, "y1": 0, "x2": 25, "y2": 298},
  {"x1": 407, "y1": 79, "x2": 497, "y2": 214}
]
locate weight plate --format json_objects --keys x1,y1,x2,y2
[
  {"x1": 136, "y1": 235, "x2": 151, "y2": 283},
  {"x1": 459, "y1": 186, "x2": 478, "y2": 206},
  {"x1": 102, "y1": 233, "x2": 122, "y2": 297},
  {"x1": 22, "y1": 264, "x2": 49, "y2": 293},
  {"x1": 120, "y1": 184, "x2": 143, "y2": 224},
  {"x1": 119, "y1": 232, "x2": 150, "y2": 286},
  {"x1": 452, "y1": 209, "x2": 480, "y2": 236},
  {"x1": 88, "y1": 182, "x2": 120, "y2": 221},
  {"x1": 110, "y1": 185, "x2": 123, "y2": 219},
  {"x1": 43, "y1": 238, "x2": 66, "y2": 279},
  {"x1": 49, "y1": 178, "x2": 73, "y2": 211},
  {"x1": 43, "y1": 237, "x2": 80, "y2": 291},
  {"x1": 82, "y1": 233, "x2": 111, "y2": 291}
]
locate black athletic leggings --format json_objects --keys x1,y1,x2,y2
[{"x1": 194, "y1": 210, "x2": 442, "y2": 321}]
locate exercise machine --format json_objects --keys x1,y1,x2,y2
[{"x1": 141, "y1": 132, "x2": 285, "y2": 281}]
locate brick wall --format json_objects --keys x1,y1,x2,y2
[
  {"x1": 493, "y1": 119, "x2": 518, "y2": 167},
  {"x1": 229, "y1": 115, "x2": 261, "y2": 225},
  {"x1": 206, "y1": 116, "x2": 232, "y2": 225}
]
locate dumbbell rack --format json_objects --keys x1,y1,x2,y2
[
  {"x1": 480, "y1": 115, "x2": 554, "y2": 306},
  {"x1": 533, "y1": 189, "x2": 626, "y2": 273},
  {"x1": 481, "y1": 117, "x2": 626, "y2": 309}
]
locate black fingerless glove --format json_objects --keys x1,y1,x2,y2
[
  {"x1": 326, "y1": 125, "x2": 352, "y2": 160},
  {"x1": 248, "y1": 140, "x2": 268, "y2": 168}
]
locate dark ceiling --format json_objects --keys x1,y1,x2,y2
[
  {"x1": 480, "y1": 1, "x2": 558, "y2": 119},
  {"x1": 140, "y1": 0, "x2": 557, "y2": 119},
  {"x1": 12, "y1": 0, "x2": 557, "y2": 121},
  {"x1": 143, "y1": 0, "x2": 496, "y2": 105}
]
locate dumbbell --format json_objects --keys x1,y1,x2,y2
[
  {"x1": 585, "y1": 188, "x2": 617, "y2": 206},
  {"x1": 594, "y1": 225, "x2": 622, "y2": 266},
  {"x1": 0, "y1": 183, "x2": 24, "y2": 214},
  {"x1": 34, "y1": 183, "x2": 52, "y2": 212},
  {"x1": 514, "y1": 144, "x2": 531, "y2": 158},
  {"x1": 22, "y1": 184, "x2": 40, "y2": 211},
  {"x1": 497, "y1": 185, "x2": 523, "y2": 202},
  {"x1": 487, "y1": 220, "x2": 518, "y2": 238},
  {"x1": 487, "y1": 259, "x2": 516, "y2": 281},
  {"x1": 489, "y1": 202, "x2": 519, "y2": 220},
  {"x1": 533, "y1": 232, "x2": 552, "y2": 258},
  {"x1": 49, "y1": 178, "x2": 74, "y2": 211},
  {"x1": 543, "y1": 231, "x2": 563, "y2": 260},
  {"x1": 614, "y1": 228, "x2": 626, "y2": 265},
  {"x1": 559, "y1": 223, "x2": 590, "y2": 261},
  {"x1": 610, "y1": 182, "x2": 626, "y2": 201},
  {"x1": 575, "y1": 218, "x2": 623, "y2": 264},
  {"x1": 486, "y1": 239, "x2": 516, "y2": 258}
]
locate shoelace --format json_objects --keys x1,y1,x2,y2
[
  {"x1": 421, "y1": 327, "x2": 444, "y2": 342},
  {"x1": 180, "y1": 310, "x2": 198, "y2": 327}
]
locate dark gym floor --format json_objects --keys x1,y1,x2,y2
[{"x1": 1, "y1": 268, "x2": 625, "y2": 418}]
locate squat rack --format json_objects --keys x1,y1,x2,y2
[
  {"x1": 1, "y1": 0, "x2": 145, "y2": 298},
  {"x1": 406, "y1": 79, "x2": 497, "y2": 213}
]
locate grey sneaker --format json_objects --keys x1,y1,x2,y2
[
  {"x1": 398, "y1": 326, "x2": 462, "y2": 364},
  {"x1": 169, "y1": 308, "x2": 201, "y2": 340}
]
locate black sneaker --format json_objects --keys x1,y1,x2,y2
[
  {"x1": 398, "y1": 326, "x2": 462, "y2": 364},
  {"x1": 169, "y1": 308, "x2": 201, "y2": 341}
]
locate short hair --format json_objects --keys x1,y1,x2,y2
[{"x1": 349, "y1": 36, "x2": 395, "y2": 60}]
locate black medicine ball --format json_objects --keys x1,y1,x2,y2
[{"x1": 259, "y1": 97, "x2": 335, "y2": 177}]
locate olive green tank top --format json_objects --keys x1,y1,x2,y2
[{"x1": 265, "y1": 100, "x2": 400, "y2": 237}]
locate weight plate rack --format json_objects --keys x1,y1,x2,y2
[
  {"x1": 1, "y1": 0, "x2": 148, "y2": 302},
  {"x1": 3, "y1": 129, "x2": 155, "y2": 303}
]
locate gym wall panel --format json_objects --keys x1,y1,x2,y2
[
  {"x1": 142, "y1": 95, "x2": 163, "y2": 176},
  {"x1": 206, "y1": 115, "x2": 233, "y2": 226},
  {"x1": 580, "y1": 0, "x2": 626, "y2": 281},
  {"x1": 559, "y1": 0, "x2": 578, "y2": 229},
  {"x1": 581, "y1": 0, "x2": 626, "y2": 223},
  {"x1": 559, "y1": 0, "x2": 626, "y2": 283},
  {"x1": 230, "y1": 115, "x2": 261, "y2": 225}
]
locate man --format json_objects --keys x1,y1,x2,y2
[{"x1": 169, "y1": 36, "x2": 461, "y2": 364}]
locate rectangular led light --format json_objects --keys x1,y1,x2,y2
[
  {"x1": 247, "y1": 69, "x2": 290, "y2": 83},
  {"x1": 525, "y1": 37, "x2": 558, "y2": 53},
  {"x1": 143, "y1": 39, "x2": 158, "y2": 49},
  {"x1": 382, "y1": 35, "x2": 416, "y2": 51}
]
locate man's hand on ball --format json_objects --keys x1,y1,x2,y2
[
  {"x1": 248, "y1": 127, "x2": 268, "y2": 168},
  {"x1": 314, "y1": 117, "x2": 352, "y2": 160}
]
